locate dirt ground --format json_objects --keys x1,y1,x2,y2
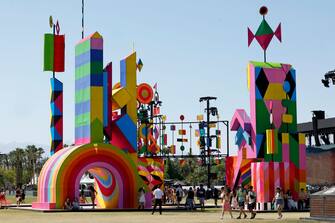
[{"x1": 0, "y1": 209, "x2": 317, "y2": 223}]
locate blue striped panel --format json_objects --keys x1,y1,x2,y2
[
  {"x1": 75, "y1": 100, "x2": 91, "y2": 115},
  {"x1": 120, "y1": 59, "x2": 126, "y2": 87},
  {"x1": 75, "y1": 75, "x2": 91, "y2": 91},
  {"x1": 75, "y1": 125, "x2": 90, "y2": 139},
  {"x1": 75, "y1": 49, "x2": 103, "y2": 68}
]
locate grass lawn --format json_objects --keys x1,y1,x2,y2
[
  {"x1": 4, "y1": 195, "x2": 36, "y2": 204},
  {"x1": 0, "y1": 209, "x2": 314, "y2": 223}
]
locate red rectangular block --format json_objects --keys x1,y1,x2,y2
[{"x1": 54, "y1": 35, "x2": 65, "y2": 72}]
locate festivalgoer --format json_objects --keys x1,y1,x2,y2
[
  {"x1": 176, "y1": 184, "x2": 184, "y2": 208},
  {"x1": 186, "y1": 187, "x2": 195, "y2": 211},
  {"x1": 0, "y1": 188, "x2": 8, "y2": 209},
  {"x1": 286, "y1": 189, "x2": 297, "y2": 210},
  {"x1": 298, "y1": 188, "x2": 306, "y2": 210},
  {"x1": 273, "y1": 187, "x2": 284, "y2": 219},
  {"x1": 213, "y1": 187, "x2": 219, "y2": 207},
  {"x1": 72, "y1": 197, "x2": 80, "y2": 211},
  {"x1": 197, "y1": 184, "x2": 206, "y2": 211},
  {"x1": 138, "y1": 187, "x2": 146, "y2": 210},
  {"x1": 247, "y1": 186, "x2": 257, "y2": 219},
  {"x1": 236, "y1": 186, "x2": 247, "y2": 219},
  {"x1": 21, "y1": 189, "x2": 25, "y2": 204},
  {"x1": 305, "y1": 190, "x2": 310, "y2": 209},
  {"x1": 15, "y1": 187, "x2": 22, "y2": 207},
  {"x1": 231, "y1": 188, "x2": 238, "y2": 209},
  {"x1": 220, "y1": 186, "x2": 233, "y2": 219},
  {"x1": 64, "y1": 197, "x2": 72, "y2": 210},
  {"x1": 89, "y1": 185, "x2": 97, "y2": 209},
  {"x1": 152, "y1": 187, "x2": 164, "y2": 215}
]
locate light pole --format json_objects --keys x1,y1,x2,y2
[
  {"x1": 199, "y1": 96, "x2": 217, "y2": 189},
  {"x1": 321, "y1": 70, "x2": 335, "y2": 87}
]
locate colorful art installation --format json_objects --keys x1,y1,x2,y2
[
  {"x1": 50, "y1": 78, "x2": 63, "y2": 154},
  {"x1": 44, "y1": 17, "x2": 65, "y2": 155},
  {"x1": 226, "y1": 7, "x2": 306, "y2": 211},
  {"x1": 138, "y1": 157, "x2": 164, "y2": 207},
  {"x1": 33, "y1": 31, "x2": 164, "y2": 210}
]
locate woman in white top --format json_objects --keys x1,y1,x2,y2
[
  {"x1": 138, "y1": 187, "x2": 146, "y2": 210},
  {"x1": 273, "y1": 187, "x2": 284, "y2": 219}
]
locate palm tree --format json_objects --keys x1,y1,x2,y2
[
  {"x1": 25, "y1": 145, "x2": 45, "y2": 185},
  {"x1": 8, "y1": 148, "x2": 25, "y2": 187}
]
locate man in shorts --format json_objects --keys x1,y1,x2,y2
[
  {"x1": 197, "y1": 184, "x2": 206, "y2": 211},
  {"x1": 236, "y1": 185, "x2": 247, "y2": 219},
  {"x1": 247, "y1": 186, "x2": 257, "y2": 219},
  {"x1": 176, "y1": 184, "x2": 183, "y2": 208}
]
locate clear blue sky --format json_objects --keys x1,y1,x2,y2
[{"x1": 0, "y1": 1, "x2": 334, "y2": 154}]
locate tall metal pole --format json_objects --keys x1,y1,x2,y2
[
  {"x1": 226, "y1": 121, "x2": 229, "y2": 157},
  {"x1": 82, "y1": 0, "x2": 84, "y2": 39},
  {"x1": 52, "y1": 24, "x2": 55, "y2": 78},
  {"x1": 200, "y1": 96, "x2": 217, "y2": 189},
  {"x1": 206, "y1": 99, "x2": 211, "y2": 189}
]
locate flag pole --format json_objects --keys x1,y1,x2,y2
[
  {"x1": 82, "y1": 0, "x2": 84, "y2": 39},
  {"x1": 53, "y1": 21, "x2": 55, "y2": 78}
]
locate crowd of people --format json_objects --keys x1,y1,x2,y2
[
  {"x1": 63, "y1": 185, "x2": 96, "y2": 211},
  {"x1": 146, "y1": 183, "x2": 318, "y2": 219}
]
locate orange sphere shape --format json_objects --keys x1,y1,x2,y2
[{"x1": 137, "y1": 83, "x2": 153, "y2": 104}]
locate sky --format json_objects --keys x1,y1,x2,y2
[{"x1": 0, "y1": 0, "x2": 335, "y2": 155}]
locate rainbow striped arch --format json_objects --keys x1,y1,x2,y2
[{"x1": 32, "y1": 143, "x2": 144, "y2": 209}]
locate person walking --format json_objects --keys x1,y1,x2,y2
[
  {"x1": 152, "y1": 187, "x2": 164, "y2": 215},
  {"x1": 298, "y1": 188, "x2": 306, "y2": 210},
  {"x1": 138, "y1": 187, "x2": 146, "y2": 210},
  {"x1": 213, "y1": 187, "x2": 219, "y2": 207},
  {"x1": 273, "y1": 187, "x2": 284, "y2": 219},
  {"x1": 247, "y1": 186, "x2": 257, "y2": 219},
  {"x1": 236, "y1": 185, "x2": 247, "y2": 219},
  {"x1": 89, "y1": 185, "x2": 97, "y2": 209},
  {"x1": 220, "y1": 186, "x2": 233, "y2": 219},
  {"x1": 176, "y1": 184, "x2": 183, "y2": 208},
  {"x1": 185, "y1": 187, "x2": 195, "y2": 211},
  {"x1": 197, "y1": 184, "x2": 206, "y2": 211},
  {"x1": 0, "y1": 188, "x2": 8, "y2": 209},
  {"x1": 15, "y1": 187, "x2": 22, "y2": 207}
]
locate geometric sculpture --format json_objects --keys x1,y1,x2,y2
[
  {"x1": 74, "y1": 32, "x2": 104, "y2": 145},
  {"x1": 226, "y1": 62, "x2": 306, "y2": 210},
  {"x1": 50, "y1": 78, "x2": 63, "y2": 155},
  {"x1": 43, "y1": 20, "x2": 65, "y2": 155},
  {"x1": 33, "y1": 31, "x2": 164, "y2": 210}
]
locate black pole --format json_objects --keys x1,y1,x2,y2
[
  {"x1": 226, "y1": 121, "x2": 229, "y2": 157},
  {"x1": 52, "y1": 24, "x2": 55, "y2": 79},
  {"x1": 199, "y1": 96, "x2": 217, "y2": 189},
  {"x1": 189, "y1": 124, "x2": 192, "y2": 155},
  {"x1": 206, "y1": 99, "x2": 211, "y2": 189},
  {"x1": 82, "y1": 0, "x2": 84, "y2": 39}
]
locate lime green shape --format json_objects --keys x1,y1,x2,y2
[
  {"x1": 44, "y1": 34, "x2": 54, "y2": 71},
  {"x1": 75, "y1": 112, "x2": 90, "y2": 127},
  {"x1": 75, "y1": 88, "x2": 90, "y2": 103}
]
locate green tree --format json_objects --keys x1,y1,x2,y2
[
  {"x1": 25, "y1": 145, "x2": 44, "y2": 185},
  {"x1": 8, "y1": 148, "x2": 25, "y2": 187}
]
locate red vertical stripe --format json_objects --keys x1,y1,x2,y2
[
  {"x1": 54, "y1": 35, "x2": 65, "y2": 72},
  {"x1": 279, "y1": 162, "x2": 285, "y2": 190},
  {"x1": 269, "y1": 162, "x2": 274, "y2": 201}
]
